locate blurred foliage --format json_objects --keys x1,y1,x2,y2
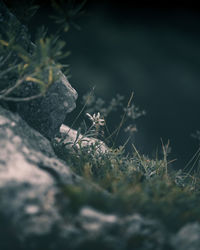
[
  {"x1": 55, "y1": 92, "x2": 200, "y2": 233},
  {"x1": 0, "y1": 1, "x2": 71, "y2": 102},
  {"x1": 4, "y1": 0, "x2": 39, "y2": 23},
  {"x1": 60, "y1": 137, "x2": 200, "y2": 232},
  {"x1": 80, "y1": 91, "x2": 146, "y2": 146},
  {"x1": 192, "y1": 130, "x2": 200, "y2": 144},
  {"x1": 50, "y1": 0, "x2": 87, "y2": 32}
]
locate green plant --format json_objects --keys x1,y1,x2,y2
[
  {"x1": 0, "y1": 1, "x2": 79, "y2": 103},
  {"x1": 50, "y1": 0, "x2": 87, "y2": 32},
  {"x1": 56, "y1": 91, "x2": 200, "y2": 234},
  {"x1": 3, "y1": 0, "x2": 200, "y2": 239},
  {"x1": 61, "y1": 129, "x2": 200, "y2": 231},
  {"x1": 0, "y1": 24, "x2": 69, "y2": 102},
  {"x1": 82, "y1": 91, "x2": 146, "y2": 140}
]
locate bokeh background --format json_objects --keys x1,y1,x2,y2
[
  {"x1": 66, "y1": 1, "x2": 200, "y2": 168},
  {"x1": 8, "y1": 0, "x2": 200, "y2": 168}
]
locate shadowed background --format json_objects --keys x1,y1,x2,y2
[
  {"x1": 9, "y1": 0, "x2": 200, "y2": 168},
  {"x1": 65, "y1": 1, "x2": 200, "y2": 168}
]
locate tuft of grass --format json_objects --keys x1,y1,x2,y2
[
  {"x1": 61, "y1": 142, "x2": 200, "y2": 232},
  {"x1": 55, "y1": 92, "x2": 200, "y2": 233}
]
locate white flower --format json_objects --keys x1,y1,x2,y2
[{"x1": 86, "y1": 112, "x2": 105, "y2": 126}]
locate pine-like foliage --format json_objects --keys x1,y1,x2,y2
[{"x1": 0, "y1": 1, "x2": 69, "y2": 102}]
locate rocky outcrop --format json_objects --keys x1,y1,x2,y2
[
  {"x1": 0, "y1": 106, "x2": 80, "y2": 250},
  {"x1": 72, "y1": 208, "x2": 166, "y2": 250},
  {"x1": 1, "y1": 2, "x2": 200, "y2": 250},
  {"x1": 0, "y1": 1, "x2": 78, "y2": 139},
  {"x1": 17, "y1": 73, "x2": 78, "y2": 140},
  {"x1": 53, "y1": 124, "x2": 108, "y2": 159},
  {"x1": 0, "y1": 106, "x2": 166, "y2": 250}
]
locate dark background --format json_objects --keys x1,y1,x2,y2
[
  {"x1": 66, "y1": 1, "x2": 200, "y2": 168},
  {"x1": 6, "y1": 0, "x2": 200, "y2": 168}
]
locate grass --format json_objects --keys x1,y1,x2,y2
[
  {"x1": 54, "y1": 92, "x2": 200, "y2": 234},
  {"x1": 60, "y1": 142, "x2": 200, "y2": 232}
]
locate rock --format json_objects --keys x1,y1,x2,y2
[
  {"x1": 171, "y1": 223, "x2": 200, "y2": 250},
  {"x1": 17, "y1": 73, "x2": 78, "y2": 139},
  {"x1": 0, "y1": 2, "x2": 78, "y2": 139},
  {"x1": 0, "y1": 105, "x2": 169, "y2": 250},
  {"x1": 0, "y1": 106, "x2": 80, "y2": 250},
  {"x1": 53, "y1": 124, "x2": 108, "y2": 159},
  {"x1": 122, "y1": 214, "x2": 166, "y2": 250},
  {"x1": 60, "y1": 207, "x2": 166, "y2": 250},
  {"x1": 74, "y1": 207, "x2": 120, "y2": 250},
  {"x1": 79, "y1": 206, "x2": 118, "y2": 233},
  {"x1": 0, "y1": 3, "x2": 171, "y2": 250}
]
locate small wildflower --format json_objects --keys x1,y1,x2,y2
[{"x1": 86, "y1": 112, "x2": 105, "y2": 126}]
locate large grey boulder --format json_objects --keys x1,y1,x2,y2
[
  {"x1": 0, "y1": 106, "x2": 80, "y2": 250},
  {"x1": 0, "y1": 2, "x2": 78, "y2": 139}
]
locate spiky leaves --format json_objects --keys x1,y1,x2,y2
[{"x1": 0, "y1": 23, "x2": 70, "y2": 101}]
